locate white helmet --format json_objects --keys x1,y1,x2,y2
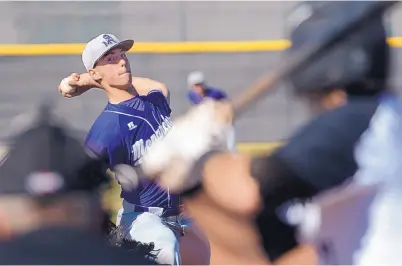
[{"x1": 187, "y1": 71, "x2": 206, "y2": 88}]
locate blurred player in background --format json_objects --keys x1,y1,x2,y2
[
  {"x1": 187, "y1": 71, "x2": 236, "y2": 151},
  {"x1": 0, "y1": 105, "x2": 156, "y2": 264},
  {"x1": 187, "y1": 71, "x2": 227, "y2": 104},
  {"x1": 58, "y1": 33, "x2": 209, "y2": 265},
  {"x1": 138, "y1": 1, "x2": 398, "y2": 264}
]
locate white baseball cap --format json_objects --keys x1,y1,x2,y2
[
  {"x1": 82, "y1": 33, "x2": 134, "y2": 71},
  {"x1": 187, "y1": 71, "x2": 206, "y2": 87}
]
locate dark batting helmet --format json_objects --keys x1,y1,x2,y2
[{"x1": 285, "y1": 1, "x2": 390, "y2": 96}]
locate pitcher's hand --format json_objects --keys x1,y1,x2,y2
[{"x1": 58, "y1": 73, "x2": 100, "y2": 98}]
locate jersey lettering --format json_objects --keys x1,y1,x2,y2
[{"x1": 132, "y1": 115, "x2": 173, "y2": 165}]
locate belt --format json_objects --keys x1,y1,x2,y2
[
  {"x1": 133, "y1": 205, "x2": 180, "y2": 217},
  {"x1": 122, "y1": 200, "x2": 180, "y2": 218}
]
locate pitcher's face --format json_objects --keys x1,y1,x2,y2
[{"x1": 93, "y1": 47, "x2": 132, "y2": 90}]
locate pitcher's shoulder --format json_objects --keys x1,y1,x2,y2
[
  {"x1": 90, "y1": 110, "x2": 121, "y2": 129},
  {"x1": 132, "y1": 77, "x2": 169, "y2": 98}
]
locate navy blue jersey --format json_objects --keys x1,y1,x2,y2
[
  {"x1": 85, "y1": 90, "x2": 179, "y2": 210},
  {"x1": 256, "y1": 96, "x2": 382, "y2": 260}
]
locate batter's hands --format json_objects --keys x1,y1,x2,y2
[
  {"x1": 58, "y1": 73, "x2": 100, "y2": 98},
  {"x1": 140, "y1": 100, "x2": 234, "y2": 193}
]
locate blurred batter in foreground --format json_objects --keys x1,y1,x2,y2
[{"x1": 138, "y1": 1, "x2": 400, "y2": 265}]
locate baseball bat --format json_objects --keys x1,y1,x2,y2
[{"x1": 231, "y1": 1, "x2": 398, "y2": 116}]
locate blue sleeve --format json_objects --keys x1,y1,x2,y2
[
  {"x1": 187, "y1": 92, "x2": 195, "y2": 104},
  {"x1": 140, "y1": 90, "x2": 171, "y2": 115},
  {"x1": 207, "y1": 87, "x2": 227, "y2": 101},
  {"x1": 218, "y1": 90, "x2": 228, "y2": 100},
  {"x1": 85, "y1": 113, "x2": 127, "y2": 168},
  {"x1": 85, "y1": 135, "x2": 107, "y2": 159},
  {"x1": 187, "y1": 91, "x2": 202, "y2": 105}
]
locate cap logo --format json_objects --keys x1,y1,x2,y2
[{"x1": 102, "y1": 34, "x2": 117, "y2": 48}]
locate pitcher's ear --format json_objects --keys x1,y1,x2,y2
[{"x1": 89, "y1": 69, "x2": 102, "y2": 82}]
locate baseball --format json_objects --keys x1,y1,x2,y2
[{"x1": 60, "y1": 77, "x2": 77, "y2": 94}]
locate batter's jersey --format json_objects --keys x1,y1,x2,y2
[
  {"x1": 85, "y1": 90, "x2": 179, "y2": 211},
  {"x1": 258, "y1": 95, "x2": 383, "y2": 260},
  {"x1": 298, "y1": 93, "x2": 402, "y2": 265}
]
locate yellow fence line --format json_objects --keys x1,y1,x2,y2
[
  {"x1": 237, "y1": 142, "x2": 282, "y2": 155},
  {"x1": 0, "y1": 37, "x2": 402, "y2": 55}
]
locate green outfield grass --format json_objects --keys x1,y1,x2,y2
[{"x1": 103, "y1": 142, "x2": 282, "y2": 221}]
